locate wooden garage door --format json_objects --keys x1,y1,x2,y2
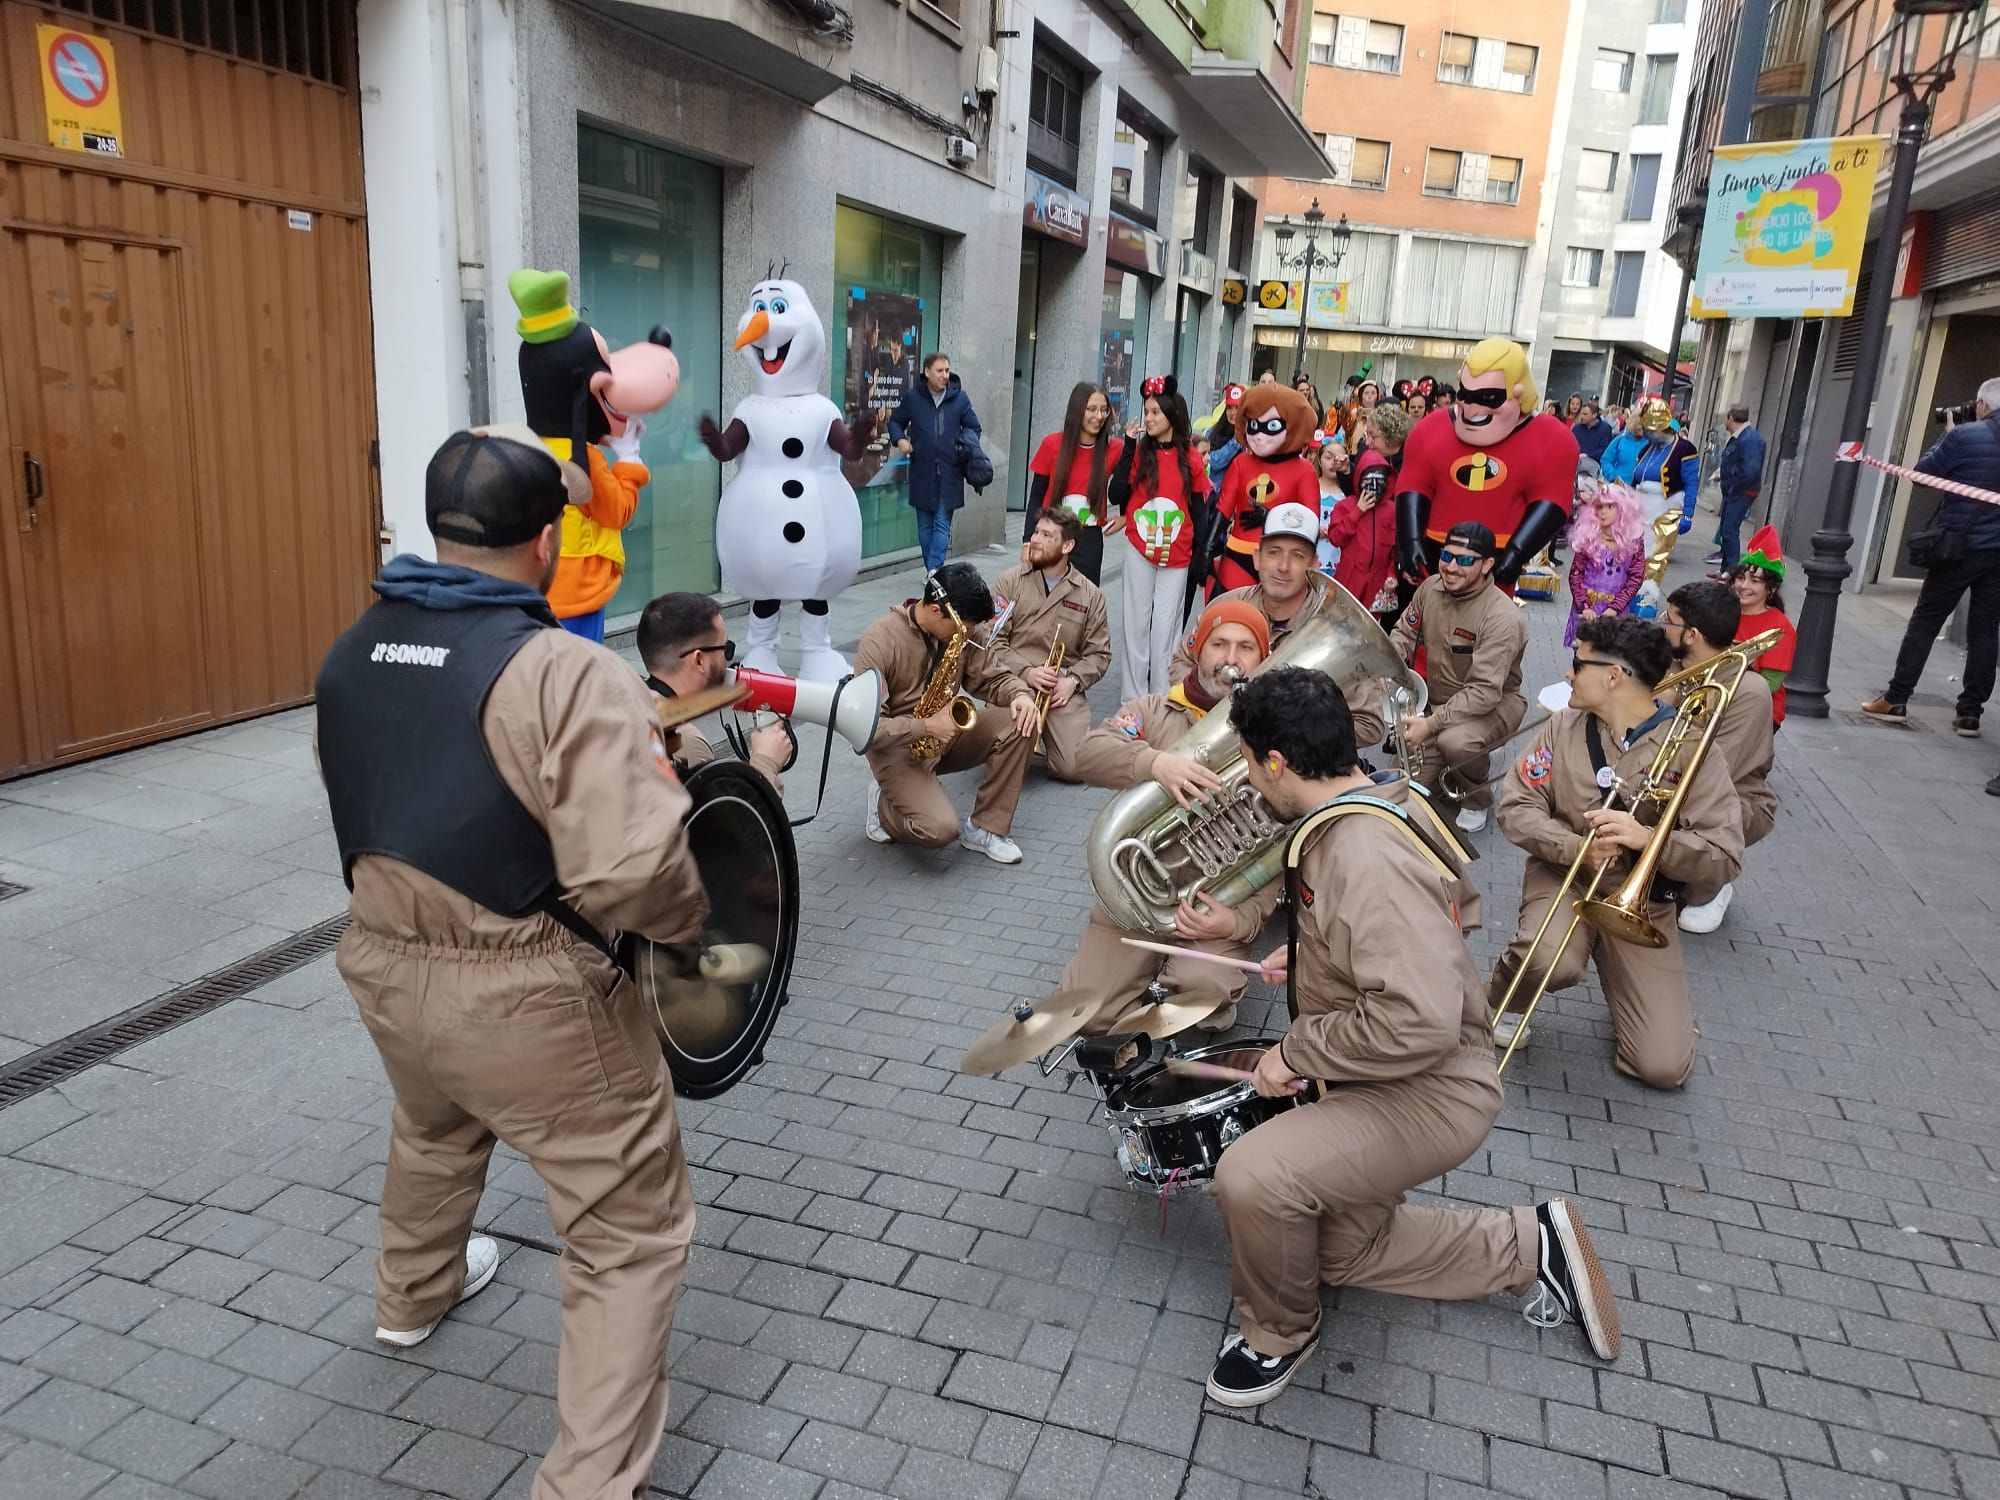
[{"x1": 0, "y1": 0, "x2": 376, "y2": 778}]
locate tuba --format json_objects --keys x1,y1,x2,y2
[{"x1": 1085, "y1": 583, "x2": 1428, "y2": 936}]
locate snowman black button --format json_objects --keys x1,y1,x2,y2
[
  {"x1": 782, "y1": 437, "x2": 805, "y2": 459},
  {"x1": 783, "y1": 522, "x2": 806, "y2": 544},
  {"x1": 782, "y1": 479, "x2": 805, "y2": 499}
]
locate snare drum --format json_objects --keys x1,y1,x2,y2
[{"x1": 1103, "y1": 1040, "x2": 1309, "y2": 1190}]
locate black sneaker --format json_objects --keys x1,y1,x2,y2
[
  {"x1": 1988, "y1": 773, "x2": 2000, "y2": 798},
  {"x1": 1523, "y1": 1199, "x2": 1621, "y2": 1360},
  {"x1": 1953, "y1": 715, "x2": 1980, "y2": 739},
  {"x1": 1205, "y1": 1327, "x2": 1318, "y2": 1408}
]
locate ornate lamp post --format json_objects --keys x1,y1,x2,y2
[
  {"x1": 1788, "y1": 0, "x2": 1980, "y2": 719},
  {"x1": 1272, "y1": 200, "x2": 1350, "y2": 382}
]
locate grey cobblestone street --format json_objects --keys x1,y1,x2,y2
[{"x1": 3, "y1": 505, "x2": 1999, "y2": 1500}]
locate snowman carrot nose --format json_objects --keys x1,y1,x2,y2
[{"x1": 734, "y1": 310, "x2": 771, "y2": 351}]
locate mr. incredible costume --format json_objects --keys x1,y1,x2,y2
[
  {"x1": 1395, "y1": 337, "x2": 1578, "y2": 587},
  {"x1": 1207, "y1": 384, "x2": 1320, "y2": 596}
]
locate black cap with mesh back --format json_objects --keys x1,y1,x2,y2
[
  {"x1": 923, "y1": 561, "x2": 995, "y2": 624},
  {"x1": 1443, "y1": 520, "x2": 1498, "y2": 558},
  {"x1": 425, "y1": 424, "x2": 589, "y2": 548}
]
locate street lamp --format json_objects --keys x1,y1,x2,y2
[
  {"x1": 1788, "y1": 0, "x2": 1980, "y2": 719},
  {"x1": 1272, "y1": 200, "x2": 1350, "y2": 381}
]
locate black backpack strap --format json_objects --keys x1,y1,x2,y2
[{"x1": 533, "y1": 890, "x2": 620, "y2": 964}]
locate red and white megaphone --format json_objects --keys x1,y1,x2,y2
[{"x1": 733, "y1": 667, "x2": 881, "y2": 754}]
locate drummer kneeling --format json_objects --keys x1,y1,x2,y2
[{"x1": 1206, "y1": 668, "x2": 1621, "y2": 1410}]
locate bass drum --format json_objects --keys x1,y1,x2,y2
[{"x1": 629, "y1": 758, "x2": 799, "y2": 1099}]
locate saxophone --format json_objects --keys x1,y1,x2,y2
[
  {"x1": 908, "y1": 605, "x2": 979, "y2": 762},
  {"x1": 1084, "y1": 583, "x2": 1427, "y2": 935}
]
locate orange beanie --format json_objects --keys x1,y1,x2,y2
[{"x1": 1189, "y1": 598, "x2": 1271, "y2": 660}]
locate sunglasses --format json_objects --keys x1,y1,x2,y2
[
  {"x1": 1455, "y1": 384, "x2": 1512, "y2": 409},
  {"x1": 1437, "y1": 548, "x2": 1486, "y2": 568},
  {"x1": 681, "y1": 639, "x2": 738, "y2": 663},
  {"x1": 1571, "y1": 655, "x2": 1625, "y2": 676}
]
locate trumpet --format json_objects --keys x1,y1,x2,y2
[
  {"x1": 1488, "y1": 628, "x2": 1776, "y2": 1072},
  {"x1": 1032, "y1": 639, "x2": 1066, "y2": 754}
]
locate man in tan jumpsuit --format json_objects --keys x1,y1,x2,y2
[
  {"x1": 1664, "y1": 580, "x2": 1775, "y2": 934},
  {"x1": 1051, "y1": 597, "x2": 1274, "y2": 1033},
  {"x1": 989, "y1": 507, "x2": 1113, "y2": 782},
  {"x1": 854, "y1": 561, "x2": 1039, "y2": 864},
  {"x1": 315, "y1": 427, "x2": 707, "y2": 1500},
  {"x1": 1390, "y1": 520, "x2": 1528, "y2": 834},
  {"x1": 1170, "y1": 502, "x2": 1387, "y2": 749},
  {"x1": 1200, "y1": 666, "x2": 1619, "y2": 1410},
  {"x1": 636, "y1": 590, "x2": 788, "y2": 788},
  {"x1": 1488, "y1": 616, "x2": 1743, "y2": 1088}
]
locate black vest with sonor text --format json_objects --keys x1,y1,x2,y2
[{"x1": 316, "y1": 597, "x2": 561, "y2": 918}]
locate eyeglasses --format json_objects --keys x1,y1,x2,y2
[
  {"x1": 681, "y1": 639, "x2": 738, "y2": 663},
  {"x1": 1455, "y1": 384, "x2": 1512, "y2": 409},
  {"x1": 1437, "y1": 548, "x2": 1485, "y2": 568},
  {"x1": 1570, "y1": 655, "x2": 1624, "y2": 676}
]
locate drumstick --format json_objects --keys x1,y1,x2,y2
[
  {"x1": 1164, "y1": 1058, "x2": 1259, "y2": 1084},
  {"x1": 1119, "y1": 937, "x2": 1270, "y2": 974}
]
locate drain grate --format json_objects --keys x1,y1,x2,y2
[
  {"x1": 0, "y1": 914, "x2": 350, "y2": 1109},
  {"x1": 1832, "y1": 710, "x2": 1924, "y2": 734},
  {"x1": 0, "y1": 879, "x2": 26, "y2": 903}
]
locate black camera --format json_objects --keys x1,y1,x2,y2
[{"x1": 1933, "y1": 400, "x2": 1979, "y2": 425}]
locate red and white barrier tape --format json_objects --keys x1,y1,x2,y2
[{"x1": 1835, "y1": 441, "x2": 2000, "y2": 508}]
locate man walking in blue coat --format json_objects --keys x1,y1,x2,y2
[
  {"x1": 889, "y1": 352, "x2": 983, "y2": 570},
  {"x1": 1712, "y1": 404, "x2": 1767, "y2": 574}
]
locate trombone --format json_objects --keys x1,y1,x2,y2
[{"x1": 1488, "y1": 628, "x2": 1778, "y2": 1072}]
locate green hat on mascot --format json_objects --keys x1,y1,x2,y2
[{"x1": 508, "y1": 268, "x2": 581, "y2": 346}]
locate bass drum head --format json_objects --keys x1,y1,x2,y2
[{"x1": 631, "y1": 759, "x2": 799, "y2": 1099}]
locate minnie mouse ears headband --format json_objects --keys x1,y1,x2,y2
[{"x1": 1140, "y1": 375, "x2": 1178, "y2": 399}]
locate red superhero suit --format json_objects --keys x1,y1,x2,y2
[
  {"x1": 1394, "y1": 339, "x2": 1578, "y2": 587},
  {"x1": 1207, "y1": 385, "x2": 1319, "y2": 596}
]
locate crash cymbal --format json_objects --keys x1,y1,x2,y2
[
  {"x1": 656, "y1": 681, "x2": 753, "y2": 730},
  {"x1": 960, "y1": 990, "x2": 1096, "y2": 1074},
  {"x1": 1109, "y1": 989, "x2": 1224, "y2": 1039}
]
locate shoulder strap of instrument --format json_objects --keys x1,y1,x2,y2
[{"x1": 1584, "y1": 713, "x2": 1611, "y2": 782}]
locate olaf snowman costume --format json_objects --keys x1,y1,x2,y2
[{"x1": 701, "y1": 278, "x2": 873, "y2": 679}]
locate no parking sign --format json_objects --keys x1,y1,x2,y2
[{"x1": 38, "y1": 26, "x2": 124, "y2": 158}]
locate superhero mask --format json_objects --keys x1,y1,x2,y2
[
  {"x1": 510, "y1": 268, "x2": 680, "y2": 459},
  {"x1": 1233, "y1": 385, "x2": 1317, "y2": 459},
  {"x1": 1637, "y1": 397, "x2": 1675, "y2": 434}
]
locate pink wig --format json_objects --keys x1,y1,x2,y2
[{"x1": 1567, "y1": 481, "x2": 1647, "y2": 562}]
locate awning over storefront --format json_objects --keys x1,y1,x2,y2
[{"x1": 1178, "y1": 59, "x2": 1330, "y2": 181}]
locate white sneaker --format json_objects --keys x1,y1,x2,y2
[
  {"x1": 1492, "y1": 1011, "x2": 1528, "y2": 1052},
  {"x1": 1454, "y1": 805, "x2": 1489, "y2": 834},
  {"x1": 1677, "y1": 883, "x2": 1733, "y2": 934},
  {"x1": 375, "y1": 1235, "x2": 500, "y2": 1348},
  {"x1": 959, "y1": 824, "x2": 1023, "y2": 864},
  {"x1": 864, "y1": 781, "x2": 891, "y2": 843}
]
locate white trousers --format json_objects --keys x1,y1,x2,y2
[{"x1": 1121, "y1": 560, "x2": 1189, "y2": 701}]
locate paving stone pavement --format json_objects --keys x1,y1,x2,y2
[{"x1": 3, "y1": 497, "x2": 1999, "y2": 1500}]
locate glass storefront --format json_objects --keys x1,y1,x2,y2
[
  {"x1": 1100, "y1": 266, "x2": 1152, "y2": 425},
  {"x1": 577, "y1": 125, "x2": 724, "y2": 614},
  {"x1": 1172, "y1": 287, "x2": 1204, "y2": 397},
  {"x1": 830, "y1": 204, "x2": 943, "y2": 559}
]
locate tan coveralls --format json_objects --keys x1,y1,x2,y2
[
  {"x1": 1211, "y1": 776, "x2": 1537, "y2": 1358},
  {"x1": 853, "y1": 605, "x2": 1033, "y2": 845},
  {"x1": 1489, "y1": 706, "x2": 1744, "y2": 1088},
  {"x1": 1167, "y1": 574, "x2": 1389, "y2": 750},
  {"x1": 674, "y1": 719, "x2": 785, "y2": 792},
  {"x1": 335, "y1": 629, "x2": 706, "y2": 1500},
  {"x1": 989, "y1": 560, "x2": 1113, "y2": 783},
  {"x1": 1390, "y1": 574, "x2": 1528, "y2": 812},
  {"x1": 1055, "y1": 690, "x2": 1283, "y2": 1030}
]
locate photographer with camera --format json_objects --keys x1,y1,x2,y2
[{"x1": 1862, "y1": 376, "x2": 2000, "y2": 741}]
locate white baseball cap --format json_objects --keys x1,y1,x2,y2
[{"x1": 1262, "y1": 501, "x2": 1319, "y2": 547}]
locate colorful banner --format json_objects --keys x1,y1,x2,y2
[
  {"x1": 1249, "y1": 280, "x2": 1351, "y2": 326},
  {"x1": 1690, "y1": 134, "x2": 1886, "y2": 320}
]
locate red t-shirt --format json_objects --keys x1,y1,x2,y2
[
  {"x1": 1123, "y1": 444, "x2": 1210, "y2": 570},
  {"x1": 1030, "y1": 433, "x2": 1124, "y2": 526},
  {"x1": 1738, "y1": 607, "x2": 1796, "y2": 725}
]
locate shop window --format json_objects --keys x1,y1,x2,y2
[
  {"x1": 1639, "y1": 55, "x2": 1677, "y2": 123},
  {"x1": 1326, "y1": 15, "x2": 1404, "y2": 73},
  {"x1": 1112, "y1": 100, "x2": 1170, "y2": 224},
  {"x1": 1624, "y1": 155, "x2": 1662, "y2": 220},
  {"x1": 1321, "y1": 134, "x2": 1390, "y2": 191},
  {"x1": 579, "y1": 126, "x2": 724, "y2": 606},
  {"x1": 1438, "y1": 33, "x2": 1537, "y2": 93},
  {"x1": 1578, "y1": 150, "x2": 1618, "y2": 193},
  {"x1": 1593, "y1": 47, "x2": 1635, "y2": 92},
  {"x1": 830, "y1": 204, "x2": 944, "y2": 560},
  {"x1": 1563, "y1": 247, "x2": 1604, "y2": 288},
  {"x1": 1029, "y1": 40, "x2": 1087, "y2": 187},
  {"x1": 1608, "y1": 251, "x2": 1645, "y2": 317},
  {"x1": 1100, "y1": 267, "x2": 1152, "y2": 426}
]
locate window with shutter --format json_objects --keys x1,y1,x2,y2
[
  {"x1": 1563, "y1": 248, "x2": 1604, "y2": 288},
  {"x1": 1335, "y1": 15, "x2": 1368, "y2": 69},
  {"x1": 1593, "y1": 47, "x2": 1634, "y2": 91},
  {"x1": 1578, "y1": 150, "x2": 1618, "y2": 192},
  {"x1": 1438, "y1": 30, "x2": 1475, "y2": 83},
  {"x1": 1482, "y1": 156, "x2": 1522, "y2": 204},
  {"x1": 1350, "y1": 138, "x2": 1390, "y2": 189},
  {"x1": 1502, "y1": 43, "x2": 1538, "y2": 91},
  {"x1": 1311, "y1": 13, "x2": 1337, "y2": 65},
  {"x1": 1363, "y1": 20, "x2": 1404, "y2": 72},
  {"x1": 1424, "y1": 149, "x2": 1463, "y2": 196}
]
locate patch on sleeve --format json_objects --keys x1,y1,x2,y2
[
  {"x1": 1297, "y1": 880, "x2": 1315, "y2": 909},
  {"x1": 1519, "y1": 745, "x2": 1552, "y2": 786},
  {"x1": 1110, "y1": 710, "x2": 1144, "y2": 740}
]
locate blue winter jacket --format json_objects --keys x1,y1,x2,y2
[
  {"x1": 1600, "y1": 428, "x2": 1646, "y2": 486},
  {"x1": 887, "y1": 374, "x2": 982, "y2": 514},
  {"x1": 1718, "y1": 425, "x2": 1767, "y2": 498},
  {"x1": 1914, "y1": 412, "x2": 2000, "y2": 553}
]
